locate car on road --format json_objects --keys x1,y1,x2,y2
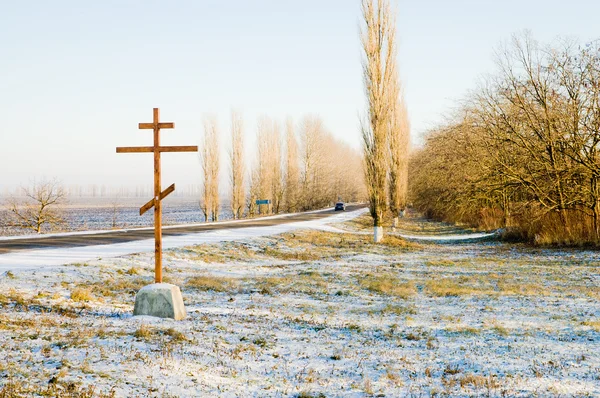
[{"x1": 334, "y1": 202, "x2": 346, "y2": 211}]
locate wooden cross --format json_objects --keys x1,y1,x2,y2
[{"x1": 116, "y1": 108, "x2": 198, "y2": 283}]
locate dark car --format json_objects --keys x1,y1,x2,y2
[{"x1": 334, "y1": 202, "x2": 346, "y2": 211}]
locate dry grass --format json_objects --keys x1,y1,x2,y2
[
  {"x1": 173, "y1": 242, "x2": 257, "y2": 263},
  {"x1": 380, "y1": 235, "x2": 416, "y2": 249},
  {"x1": 426, "y1": 279, "x2": 493, "y2": 297},
  {"x1": 458, "y1": 373, "x2": 499, "y2": 389},
  {"x1": 358, "y1": 275, "x2": 416, "y2": 299},
  {"x1": 254, "y1": 272, "x2": 329, "y2": 295},
  {"x1": 186, "y1": 275, "x2": 240, "y2": 293},
  {"x1": 425, "y1": 260, "x2": 456, "y2": 267},
  {"x1": 0, "y1": 314, "x2": 38, "y2": 331},
  {"x1": 581, "y1": 320, "x2": 600, "y2": 332},
  {"x1": 496, "y1": 278, "x2": 550, "y2": 296},
  {"x1": 334, "y1": 213, "x2": 373, "y2": 231},
  {"x1": 262, "y1": 246, "x2": 320, "y2": 261},
  {"x1": 0, "y1": 379, "x2": 115, "y2": 398},
  {"x1": 70, "y1": 287, "x2": 93, "y2": 302},
  {"x1": 125, "y1": 267, "x2": 140, "y2": 275},
  {"x1": 80, "y1": 277, "x2": 148, "y2": 299},
  {"x1": 425, "y1": 274, "x2": 552, "y2": 298},
  {"x1": 445, "y1": 325, "x2": 480, "y2": 335},
  {"x1": 0, "y1": 289, "x2": 26, "y2": 306},
  {"x1": 132, "y1": 324, "x2": 188, "y2": 345},
  {"x1": 484, "y1": 319, "x2": 510, "y2": 336},
  {"x1": 381, "y1": 303, "x2": 417, "y2": 315},
  {"x1": 133, "y1": 323, "x2": 153, "y2": 340}
]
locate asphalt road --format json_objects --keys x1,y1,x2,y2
[{"x1": 0, "y1": 204, "x2": 365, "y2": 254}]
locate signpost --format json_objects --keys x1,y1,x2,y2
[
  {"x1": 256, "y1": 199, "x2": 271, "y2": 215},
  {"x1": 116, "y1": 108, "x2": 197, "y2": 320}
]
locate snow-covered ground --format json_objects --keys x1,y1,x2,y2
[{"x1": 1, "y1": 211, "x2": 599, "y2": 397}]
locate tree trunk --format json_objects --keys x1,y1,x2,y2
[
  {"x1": 374, "y1": 226, "x2": 384, "y2": 242},
  {"x1": 502, "y1": 186, "x2": 511, "y2": 227},
  {"x1": 592, "y1": 176, "x2": 600, "y2": 242}
]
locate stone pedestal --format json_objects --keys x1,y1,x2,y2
[
  {"x1": 133, "y1": 283, "x2": 186, "y2": 320},
  {"x1": 374, "y1": 226, "x2": 384, "y2": 243}
]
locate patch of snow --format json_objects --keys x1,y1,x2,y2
[{"x1": 394, "y1": 230, "x2": 498, "y2": 242}]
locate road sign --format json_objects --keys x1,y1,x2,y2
[{"x1": 256, "y1": 199, "x2": 271, "y2": 205}]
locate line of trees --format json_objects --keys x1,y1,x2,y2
[
  {"x1": 360, "y1": 0, "x2": 410, "y2": 242},
  {"x1": 199, "y1": 112, "x2": 366, "y2": 221},
  {"x1": 410, "y1": 33, "x2": 600, "y2": 245}
]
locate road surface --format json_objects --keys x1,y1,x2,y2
[{"x1": 0, "y1": 204, "x2": 365, "y2": 255}]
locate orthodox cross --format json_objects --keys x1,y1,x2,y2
[{"x1": 116, "y1": 108, "x2": 198, "y2": 283}]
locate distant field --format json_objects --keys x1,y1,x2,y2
[{"x1": 0, "y1": 197, "x2": 234, "y2": 236}]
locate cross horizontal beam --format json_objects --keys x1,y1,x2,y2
[
  {"x1": 140, "y1": 183, "x2": 176, "y2": 216},
  {"x1": 139, "y1": 122, "x2": 174, "y2": 129},
  {"x1": 116, "y1": 146, "x2": 198, "y2": 153}
]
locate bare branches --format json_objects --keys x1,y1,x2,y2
[
  {"x1": 7, "y1": 179, "x2": 67, "y2": 233},
  {"x1": 248, "y1": 114, "x2": 365, "y2": 216},
  {"x1": 361, "y1": 0, "x2": 399, "y2": 237},
  {"x1": 284, "y1": 117, "x2": 300, "y2": 213},
  {"x1": 389, "y1": 92, "x2": 410, "y2": 219},
  {"x1": 201, "y1": 115, "x2": 220, "y2": 222},
  {"x1": 230, "y1": 110, "x2": 245, "y2": 219},
  {"x1": 411, "y1": 34, "x2": 600, "y2": 244}
]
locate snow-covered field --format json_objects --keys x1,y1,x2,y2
[
  {"x1": 0, "y1": 197, "x2": 225, "y2": 236},
  {"x1": 1, "y1": 211, "x2": 600, "y2": 397}
]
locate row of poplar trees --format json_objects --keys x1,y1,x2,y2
[
  {"x1": 410, "y1": 33, "x2": 600, "y2": 245},
  {"x1": 199, "y1": 112, "x2": 365, "y2": 222},
  {"x1": 360, "y1": 0, "x2": 410, "y2": 242}
]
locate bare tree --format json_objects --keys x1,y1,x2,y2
[
  {"x1": 389, "y1": 95, "x2": 410, "y2": 228},
  {"x1": 252, "y1": 116, "x2": 285, "y2": 214},
  {"x1": 271, "y1": 121, "x2": 284, "y2": 214},
  {"x1": 248, "y1": 113, "x2": 366, "y2": 216},
  {"x1": 109, "y1": 195, "x2": 123, "y2": 229},
  {"x1": 200, "y1": 126, "x2": 211, "y2": 222},
  {"x1": 299, "y1": 116, "x2": 324, "y2": 210},
  {"x1": 7, "y1": 179, "x2": 67, "y2": 233},
  {"x1": 230, "y1": 110, "x2": 245, "y2": 219},
  {"x1": 256, "y1": 116, "x2": 274, "y2": 214},
  {"x1": 361, "y1": 0, "x2": 398, "y2": 242},
  {"x1": 284, "y1": 117, "x2": 300, "y2": 212},
  {"x1": 200, "y1": 115, "x2": 220, "y2": 222},
  {"x1": 247, "y1": 168, "x2": 260, "y2": 217},
  {"x1": 410, "y1": 34, "x2": 600, "y2": 245}
]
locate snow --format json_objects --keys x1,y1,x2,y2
[
  {"x1": 1, "y1": 209, "x2": 599, "y2": 397},
  {"x1": 0, "y1": 208, "x2": 367, "y2": 271},
  {"x1": 395, "y1": 230, "x2": 498, "y2": 242}
]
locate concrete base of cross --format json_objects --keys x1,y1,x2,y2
[{"x1": 133, "y1": 283, "x2": 186, "y2": 320}]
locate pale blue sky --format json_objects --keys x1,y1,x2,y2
[{"x1": 1, "y1": 0, "x2": 599, "y2": 191}]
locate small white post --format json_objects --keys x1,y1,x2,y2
[{"x1": 374, "y1": 226, "x2": 384, "y2": 242}]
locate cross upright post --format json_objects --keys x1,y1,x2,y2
[
  {"x1": 117, "y1": 108, "x2": 198, "y2": 284},
  {"x1": 152, "y1": 108, "x2": 164, "y2": 283}
]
